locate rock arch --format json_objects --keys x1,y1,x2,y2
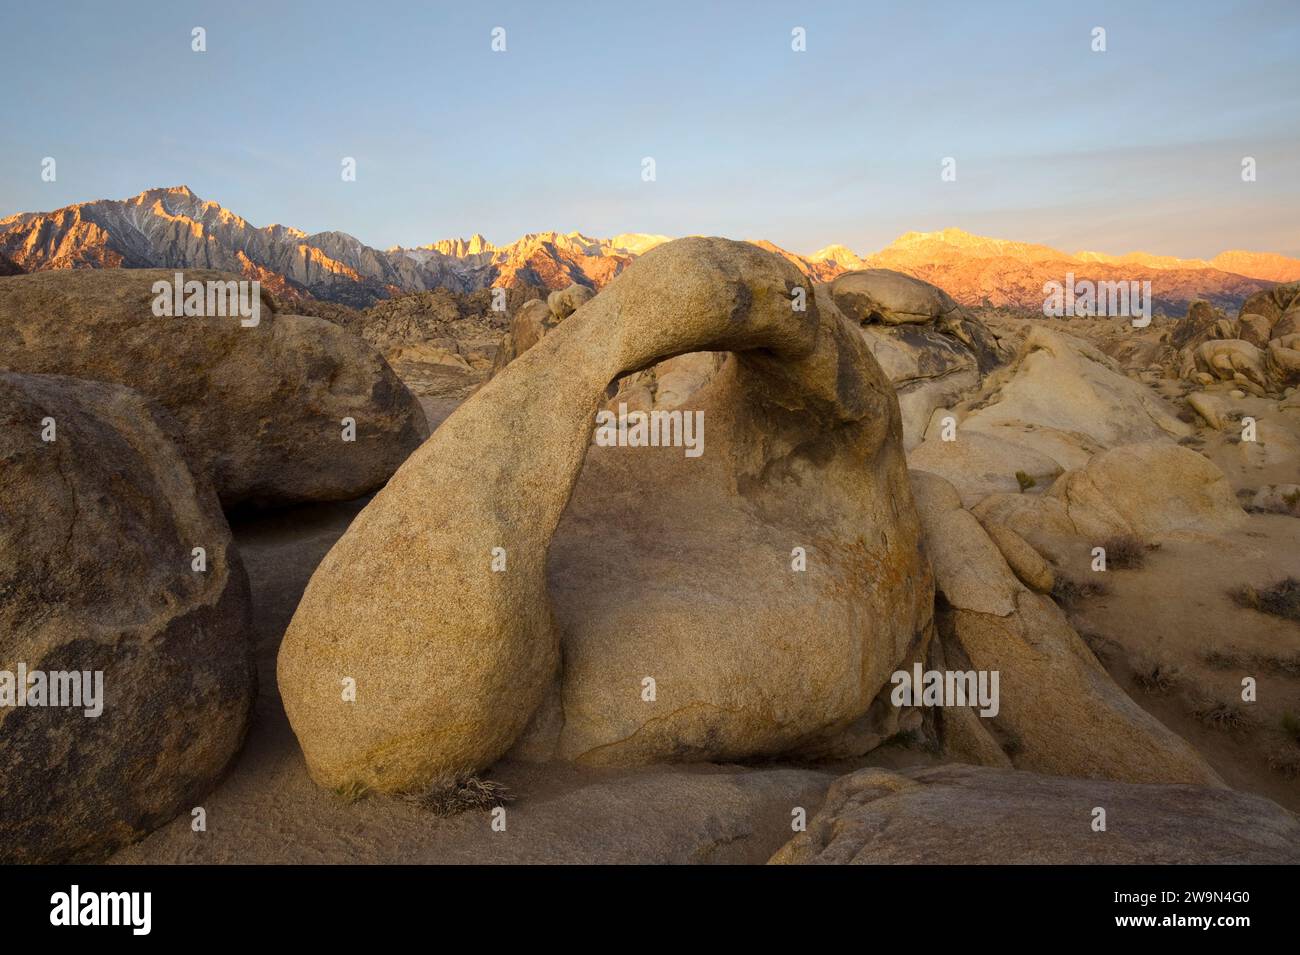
[{"x1": 277, "y1": 238, "x2": 934, "y2": 793}]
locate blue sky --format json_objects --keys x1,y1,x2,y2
[{"x1": 1, "y1": 0, "x2": 1297, "y2": 256}]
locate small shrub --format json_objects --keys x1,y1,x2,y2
[
  {"x1": 1100, "y1": 534, "x2": 1153, "y2": 570},
  {"x1": 1200, "y1": 648, "x2": 1245, "y2": 670},
  {"x1": 1256, "y1": 652, "x2": 1300, "y2": 677},
  {"x1": 1015, "y1": 470, "x2": 1036, "y2": 492},
  {"x1": 333, "y1": 780, "x2": 370, "y2": 804},
  {"x1": 1051, "y1": 575, "x2": 1109, "y2": 607},
  {"x1": 1133, "y1": 663, "x2": 1180, "y2": 694},
  {"x1": 1266, "y1": 744, "x2": 1300, "y2": 778},
  {"x1": 402, "y1": 777, "x2": 514, "y2": 816},
  {"x1": 1231, "y1": 577, "x2": 1300, "y2": 622},
  {"x1": 1192, "y1": 698, "x2": 1256, "y2": 731}
]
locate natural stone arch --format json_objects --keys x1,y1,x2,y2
[{"x1": 278, "y1": 238, "x2": 933, "y2": 794}]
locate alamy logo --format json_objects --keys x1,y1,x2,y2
[
  {"x1": 594, "y1": 403, "x2": 704, "y2": 458},
  {"x1": 1042, "y1": 272, "x2": 1151, "y2": 327},
  {"x1": 151, "y1": 272, "x2": 261, "y2": 327},
  {"x1": 0, "y1": 664, "x2": 103, "y2": 717},
  {"x1": 890, "y1": 663, "x2": 1000, "y2": 717},
  {"x1": 50, "y1": 885, "x2": 151, "y2": 935}
]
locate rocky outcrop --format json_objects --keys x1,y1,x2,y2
[
  {"x1": 1183, "y1": 339, "x2": 1270, "y2": 394},
  {"x1": 908, "y1": 429, "x2": 1063, "y2": 507},
  {"x1": 278, "y1": 237, "x2": 933, "y2": 794},
  {"x1": 911, "y1": 471, "x2": 1219, "y2": 785},
  {"x1": 491, "y1": 285, "x2": 597, "y2": 375},
  {"x1": 1170, "y1": 299, "x2": 1235, "y2": 350},
  {"x1": 1174, "y1": 283, "x2": 1300, "y2": 395},
  {"x1": 906, "y1": 327, "x2": 1190, "y2": 506},
  {"x1": 974, "y1": 441, "x2": 1246, "y2": 543},
  {"x1": 828, "y1": 269, "x2": 1004, "y2": 447},
  {"x1": 1237, "y1": 279, "x2": 1300, "y2": 329},
  {"x1": 0, "y1": 268, "x2": 428, "y2": 507},
  {"x1": 0, "y1": 372, "x2": 254, "y2": 862},
  {"x1": 546, "y1": 283, "x2": 594, "y2": 320},
  {"x1": 960, "y1": 327, "x2": 1190, "y2": 457},
  {"x1": 1266, "y1": 333, "x2": 1300, "y2": 390},
  {"x1": 491, "y1": 299, "x2": 565, "y2": 372},
  {"x1": 770, "y1": 764, "x2": 1300, "y2": 864}
]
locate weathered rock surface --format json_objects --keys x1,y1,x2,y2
[
  {"x1": 1238, "y1": 280, "x2": 1300, "y2": 331},
  {"x1": 770, "y1": 764, "x2": 1300, "y2": 864},
  {"x1": 911, "y1": 471, "x2": 1219, "y2": 785},
  {"x1": 0, "y1": 372, "x2": 254, "y2": 862},
  {"x1": 981, "y1": 521, "x2": 1055, "y2": 593},
  {"x1": 491, "y1": 298, "x2": 563, "y2": 372},
  {"x1": 1185, "y1": 339, "x2": 1270, "y2": 394},
  {"x1": 959, "y1": 327, "x2": 1190, "y2": 463},
  {"x1": 0, "y1": 268, "x2": 428, "y2": 507},
  {"x1": 1170, "y1": 299, "x2": 1235, "y2": 351},
  {"x1": 278, "y1": 238, "x2": 933, "y2": 794},
  {"x1": 974, "y1": 441, "x2": 1245, "y2": 542},
  {"x1": 1266, "y1": 333, "x2": 1300, "y2": 389},
  {"x1": 546, "y1": 283, "x2": 595, "y2": 320},
  {"x1": 1247, "y1": 483, "x2": 1300, "y2": 516},
  {"x1": 1173, "y1": 284, "x2": 1300, "y2": 396},
  {"x1": 908, "y1": 429, "x2": 1063, "y2": 507},
  {"x1": 829, "y1": 269, "x2": 1004, "y2": 448}
]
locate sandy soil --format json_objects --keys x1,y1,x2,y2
[{"x1": 1055, "y1": 515, "x2": 1300, "y2": 811}]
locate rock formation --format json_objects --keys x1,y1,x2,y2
[
  {"x1": 910, "y1": 471, "x2": 1220, "y2": 785},
  {"x1": 278, "y1": 237, "x2": 934, "y2": 794},
  {"x1": 828, "y1": 269, "x2": 1005, "y2": 448},
  {"x1": 1175, "y1": 282, "x2": 1300, "y2": 395},
  {"x1": 905, "y1": 327, "x2": 1194, "y2": 508},
  {"x1": 770, "y1": 764, "x2": 1300, "y2": 864},
  {"x1": 0, "y1": 372, "x2": 254, "y2": 862},
  {"x1": 0, "y1": 268, "x2": 428, "y2": 507},
  {"x1": 973, "y1": 441, "x2": 1245, "y2": 543}
]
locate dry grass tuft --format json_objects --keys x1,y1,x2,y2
[
  {"x1": 332, "y1": 779, "x2": 370, "y2": 804},
  {"x1": 1192, "y1": 698, "x2": 1256, "y2": 731},
  {"x1": 1230, "y1": 577, "x2": 1300, "y2": 622},
  {"x1": 1100, "y1": 534, "x2": 1156, "y2": 570},
  {"x1": 1133, "y1": 662, "x2": 1181, "y2": 694},
  {"x1": 1257, "y1": 652, "x2": 1300, "y2": 677},
  {"x1": 402, "y1": 777, "x2": 514, "y2": 817},
  {"x1": 1051, "y1": 574, "x2": 1110, "y2": 607},
  {"x1": 1266, "y1": 745, "x2": 1300, "y2": 778},
  {"x1": 1200, "y1": 648, "x2": 1246, "y2": 670}
]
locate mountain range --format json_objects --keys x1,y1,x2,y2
[{"x1": 3, "y1": 186, "x2": 1297, "y2": 313}]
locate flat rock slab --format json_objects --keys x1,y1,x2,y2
[{"x1": 771, "y1": 764, "x2": 1300, "y2": 864}]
